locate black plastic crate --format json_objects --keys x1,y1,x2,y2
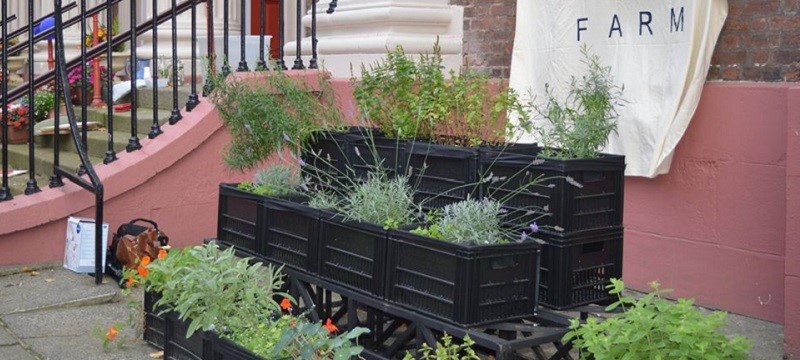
[
  {"x1": 386, "y1": 230, "x2": 541, "y2": 326},
  {"x1": 345, "y1": 129, "x2": 406, "y2": 179},
  {"x1": 479, "y1": 149, "x2": 625, "y2": 237},
  {"x1": 164, "y1": 312, "x2": 211, "y2": 360},
  {"x1": 538, "y1": 228, "x2": 624, "y2": 310},
  {"x1": 262, "y1": 197, "x2": 320, "y2": 274},
  {"x1": 302, "y1": 130, "x2": 351, "y2": 190},
  {"x1": 217, "y1": 184, "x2": 265, "y2": 257},
  {"x1": 207, "y1": 332, "x2": 264, "y2": 360},
  {"x1": 144, "y1": 291, "x2": 167, "y2": 349},
  {"x1": 406, "y1": 141, "x2": 480, "y2": 210},
  {"x1": 318, "y1": 214, "x2": 388, "y2": 298}
]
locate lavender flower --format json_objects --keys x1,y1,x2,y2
[{"x1": 529, "y1": 222, "x2": 539, "y2": 233}]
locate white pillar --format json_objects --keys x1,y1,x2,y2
[{"x1": 284, "y1": 0, "x2": 463, "y2": 78}]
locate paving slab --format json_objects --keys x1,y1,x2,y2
[
  {"x1": 0, "y1": 327, "x2": 19, "y2": 346},
  {"x1": 0, "y1": 345, "x2": 36, "y2": 360},
  {"x1": 724, "y1": 312, "x2": 784, "y2": 360},
  {"x1": 2, "y1": 300, "x2": 137, "y2": 339},
  {"x1": 25, "y1": 335, "x2": 156, "y2": 360},
  {"x1": 0, "y1": 268, "x2": 118, "y2": 315}
]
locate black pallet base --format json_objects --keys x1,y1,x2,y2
[{"x1": 213, "y1": 240, "x2": 575, "y2": 360}]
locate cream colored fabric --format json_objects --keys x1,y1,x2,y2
[{"x1": 510, "y1": 1, "x2": 728, "y2": 177}]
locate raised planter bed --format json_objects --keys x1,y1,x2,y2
[
  {"x1": 261, "y1": 196, "x2": 320, "y2": 274},
  {"x1": 538, "y1": 227, "x2": 624, "y2": 310},
  {"x1": 302, "y1": 130, "x2": 352, "y2": 192},
  {"x1": 345, "y1": 128, "x2": 407, "y2": 179},
  {"x1": 217, "y1": 183, "x2": 265, "y2": 257},
  {"x1": 163, "y1": 311, "x2": 210, "y2": 360},
  {"x1": 386, "y1": 230, "x2": 541, "y2": 326},
  {"x1": 144, "y1": 291, "x2": 167, "y2": 349},
  {"x1": 406, "y1": 141, "x2": 480, "y2": 210},
  {"x1": 479, "y1": 149, "x2": 625, "y2": 238},
  {"x1": 317, "y1": 213, "x2": 388, "y2": 298}
]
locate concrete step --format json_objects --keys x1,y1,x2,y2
[
  {"x1": 120, "y1": 85, "x2": 193, "y2": 111},
  {"x1": 78, "y1": 106, "x2": 172, "y2": 136},
  {"x1": 3, "y1": 144, "x2": 104, "y2": 194},
  {"x1": 34, "y1": 130, "x2": 130, "y2": 160}
]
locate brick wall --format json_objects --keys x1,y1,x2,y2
[{"x1": 451, "y1": 0, "x2": 800, "y2": 81}]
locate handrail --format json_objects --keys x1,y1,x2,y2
[
  {"x1": 0, "y1": 2, "x2": 77, "y2": 47},
  {"x1": 2, "y1": 0, "x2": 204, "y2": 104}
]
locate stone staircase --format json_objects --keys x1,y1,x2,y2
[{"x1": 2, "y1": 87, "x2": 192, "y2": 197}]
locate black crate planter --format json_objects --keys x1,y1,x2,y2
[
  {"x1": 301, "y1": 130, "x2": 352, "y2": 195},
  {"x1": 318, "y1": 214, "x2": 388, "y2": 298},
  {"x1": 346, "y1": 130, "x2": 406, "y2": 179},
  {"x1": 144, "y1": 291, "x2": 167, "y2": 349},
  {"x1": 386, "y1": 231, "x2": 541, "y2": 326},
  {"x1": 261, "y1": 197, "x2": 320, "y2": 274},
  {"x1": 164, "y1": 312, "x2": 211, "y2": 360},
  {"x1": 207, "y1": 332, "x2": 265, "y2": 360},
  {"x1": 479, "y1": 149, "x2": 625, "y2": 238},
  {"x1": 217, "y1": 184, "x2": 265, "y2": 257},
  {"x1": 406, "y1": 141, "x2": 480, "y2": 210},
  {"x1": 538, "y1": 228, "x2": 624, "y2": 310}
]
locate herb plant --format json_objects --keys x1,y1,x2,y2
[
  {"x1": 209, "y1": 70, "x2": 342, "y2": 170},
  {"x1": 564, "y1": 279, "x2": 751, "y2": 360},
  {"x1": 273, "y1": 319, "x2": 370, "y2": 359},
  {"x1": 238, "y1": 164, "x2": 302, "y2": 197},
  {"x1": 531, "y1": 45, "x2": 623, "y2": 159},
  {"x1": 402, "y1": 333, "x2": 479, "y2": 360},
  {"x1": 411, "y1": 199, "x2": 523, "y2": 245},
  {"x1": 339, "y1": 173, "x2": 417, "y2": 230}
]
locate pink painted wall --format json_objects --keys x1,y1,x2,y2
[{"x1": 622, "y1": 82, "x2": 799, "y2": 356}]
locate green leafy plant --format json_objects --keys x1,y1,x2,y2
[
  {"x1": 21, "y1": 89, "x2": 56, "y2": 123},
  {"x1": 238, "y1": 164, "x2": 302, "y2": 197},
  {"x1": 141, "y1": 244, "x2": 290, "y2": 337},
  {"x1": 564, "y1": 279, "x2": 751, "y2": 360},
  {"x1": 530, "y1": 45, "x2": 623, "y2": 159},
  {"x1": 338, "y1": 172, "x2": 417, "y2": 230},
  {"x1": 354, "y1": 43, "x2": 529, "y2": 146},
  {"x1": 402, "y1": 333, "x2": 479, "y2": 360},
  {"x1": 410, "y1": 199, "x2": 528, "y2": 245},
  {"x1": 209, "y1": 69, "x2": 342, "y2": 170},
  {"x1": 272, "y1": 318, "x2": 370, "y2": 359}
]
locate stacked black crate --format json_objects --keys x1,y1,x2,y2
[{"x1": 480, "y1": 146, "x2": 625, "y2": 310}]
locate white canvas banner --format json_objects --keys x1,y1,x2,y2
[{"x1": 510, "y1": 0, "x2": 728, "y2": 177}]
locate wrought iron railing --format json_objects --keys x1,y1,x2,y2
[{"x1": 1, "y1": 0, "x2": 333, "y2": 284}]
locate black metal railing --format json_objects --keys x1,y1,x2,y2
[{"x1": 1, "y1": 0, "x2": 335, "y2": 284}]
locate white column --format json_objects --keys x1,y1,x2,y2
[{"x1": 284, "y1": 0, "x2": 463, "y2": 78}]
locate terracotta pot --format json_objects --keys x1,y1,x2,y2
[{"x1": 3, "y1": 126, "x2": 28, "y2": 144}]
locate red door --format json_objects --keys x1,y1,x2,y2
[{"x1": 251, "y1": 0, "x2": 281, "y2": 59}]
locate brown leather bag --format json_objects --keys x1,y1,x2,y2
[{"x1": 115, "y1": 228, "x2": 164, "y2": 269}]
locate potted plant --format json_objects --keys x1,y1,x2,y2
[
  {"x1": 564, "y1": 279, "x2": 751, "y2": 360},
  {"x1": 3, "y1": 103, "x2": 30, "y2": 144},
  {"x1": 88, "y1": 17, "x2": 129, "y2": 76},
  {"x1": 67, "y1": 62, "x2": 109, "y2": 105},
  {"x1": 21, "y1": 88, "x2": 56, "y2": 124},
  {"x1": 1, "y1": 36, "x2": 26, "y2": 84}
]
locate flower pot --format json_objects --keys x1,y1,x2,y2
[
  {"x1": 3, "y1": 55, "x2": 26, "y2": 83},
  {"x1": 2, "y1": 126, "x2": 28, "y2": 144},
  {"x1": 386, "y1": 229, "x2": 541, "y2": 326},
  {"x1": 99, "y1": 51, "x2": 130, "y2": 77}
]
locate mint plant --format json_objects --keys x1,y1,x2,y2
[
  {"x1": 402, "y1": 333, "x2": 479, "y2": 360},
  {"x1": 564, "y1": 279, "x2": 751, "y2": 360}
]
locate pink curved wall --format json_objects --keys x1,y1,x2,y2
[{"x1": 622, "y1": 83, "x2": 799, "y2": 356}]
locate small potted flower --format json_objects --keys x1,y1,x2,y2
[
  {"x1": 88, "y1": 17, "x2": 129, "y2": 77},
  {"x1": 3, "y1": 103, "x2": 30, "y2": 144},
  {"x1": 67, "y1": 62, "x2": 109, "y2": 105}
]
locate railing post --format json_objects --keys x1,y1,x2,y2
[
  {"x1": 127, "y1": 0, "x2": 142, "y2": 152},
  {"x1": 291, "y1": 0, "x2": 305, "y2": 70},
  {"x1": 222, "y1": 0, "x2": 230, "y2": 75},
  {"x1": 236, "y1": 0, "x2": 248, "y2": 72},
  {"x1": 256, "y1": 0, "x2": 267, "y2": 71},
  {"x1": 25, "y1": 0, "x2": 40, "y2": 195},
  {"x1": 203, "y1": 0, "x2": 216, "y2": 96},
  {"x1": 276, "y1": 0, "x2": 287, "y2": 70},
  {"x1": 185, "y1": 0, "x2": 200, "y2": 111},
  {"x1": 77, "y1": 0, "x2": 88, "y2": 175},
  {"x1": 148, "y1": 0, "x2": 162, "y2": 138},
  {"x1": 327, "y1": 0, "x2": 337, "y2": 14},
  {"x1": 0, "y1": 0, "x2": 10, "y2": 202},
  {"x1": 91, "y1": 13, "x2": 103, "y2": 108},
  {"x1": 309, "y1": 0, "x2": 318, "y2": 69},
  {"x1": 169, "y1": 0, "x2": 182, "y2": 124},
  {"x1": 104, "y1": 0, "x2": 117, "y2": 164}
]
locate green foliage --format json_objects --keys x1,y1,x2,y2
[
  {"x1": 564, "y1": 279, "x2": 751, "y2": 360},
  {"x1": 238, "y1": 164, "x2": 302, "y2": 197},
  {"x1": 143, "y1": 244, "x2": 289, "y2": 337},
  {"x1": 209, "y1": 70, "x2": 342, "y2": 170},
  {"x1": 531, "y1": 45, "x2": 623, "y2": 159},
  {"x1": 354, "y1": 44, "x2": 529, "y2": 146},
  {"x1": 21, "y1": 89, "x2": 56, "y2": 123},
  {"x1": 402, "y1": 334, "x2": 479, "y2": 360},
  {"x1": 226, "y1": 315, "x2": 293, "y2": 358},
  {"x1": 273, "y1": 320, "x2": 370, "y2": 360},
  {"x1": 307, "y1": 190, "x2": 340, "y2": 210},
  {"x1": 338, "y1": 173, "x2": 417, "y2": 230},
  {"x1": 411, "y1": 199, "x2": 514, "y2": 245}
]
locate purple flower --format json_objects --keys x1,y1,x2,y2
[
  {"x1": 520, "y1": 231, "x2": 528, "y2": 241},
  {"x1": 298, "y1": 158, "x2": 306, "y2": 167},
  {"x1": 529, "y1": 222, "x2": 539, "y2": 233}
]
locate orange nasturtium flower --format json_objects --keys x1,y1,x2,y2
[
  {"x1": 323, "y1": 318, "x2": 338, "y2": 334},
  {"x1": 140, "y1": 255, "x2": 152, "y2": 267},
  {"x1": 136, "y1": 265, "x2": 149, "y2": 277},
  {"x1": 106, "y1": 325, "x2": 118, "y2": 341},
  {"x1": 157, "y1": 248, "x2": 167, "y2": 260},
  {"x1": 125, "y1": 275, "x2": 135, "y2": 288},
  {"x1": 280, "y1": 298, "x2": 292, "y2": 311}
]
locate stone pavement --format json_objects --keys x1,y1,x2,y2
[{"x1": 0, "y1": 263, "x2": 787, "y2": 360}]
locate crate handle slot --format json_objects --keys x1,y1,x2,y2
[
  {"x1": 582, "y1": 171, "x2": 606, "y2": 183},
  {"x1": 491, "y1": 256, "x2": 518, "y2": 270},
  {"x1": 581, "y1": 241, "x2": 605, "y2": 254}
]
